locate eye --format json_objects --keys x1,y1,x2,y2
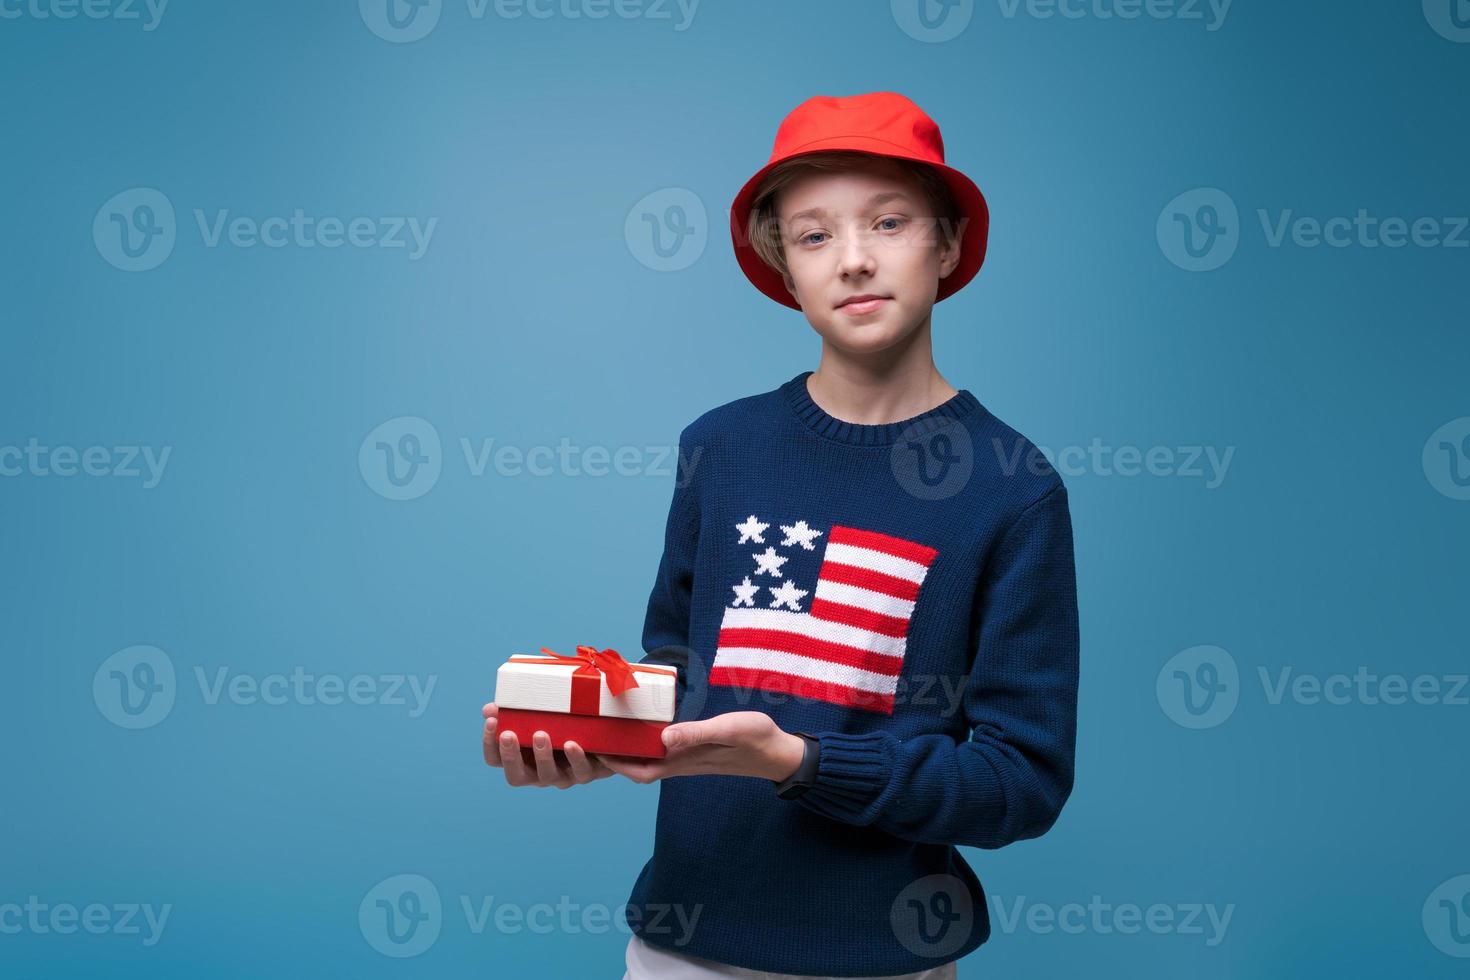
[
  {"x1": 878, "y1": 216, "x2": 906, "y2": 232},
  {"x1": 800, "y1": 231, "x2": 828, "y2": 246}
]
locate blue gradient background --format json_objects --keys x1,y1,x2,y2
[{"x1": 2, "y1": 1, "x2": 1467, "y2": 977}]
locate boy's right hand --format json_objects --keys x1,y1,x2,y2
[{"x1": 482, "y1": 702, "x2": 617, "y2": 788}]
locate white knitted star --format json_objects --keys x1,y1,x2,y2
[
  {"x1": 735, "y1": 514, "x2": 769, "y2": 544},
  {"x1": 730, "y1": 576, "x2": 760, "y2": 607},
  {"x1": 779, "y1": 519, "x2": 824, "y2": 551},
  {"x1": 768, "y1": 579, "x2": 809, "y2": 612},
  {"x1": 752, "y1": 547, "x2": 789, "y2": 577}
]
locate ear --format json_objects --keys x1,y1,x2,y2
[{"x1": 937, "y1": 229, "x2": 963, "y2": 280}]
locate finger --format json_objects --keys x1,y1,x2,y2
[
  {"x1": 661, "y1": 720, "x2": 717, "y2": 751},
  {"x1": 602, "y1": 755, "x2": 661, "y2": 783},
  {"x1": 499, "y1": 730, "x2": 531, "y2": 784},
  {"x1": 483, "y1": 702, "x2": 498, "y2": 719},
  {"x1": 531, "y1": 731, "x2": 572, "y2": 788},
  {"x1": 664, "y1": 714, "x2": 759, "y2": 751},
  {"x1": 563, "y1": 741, "x2": 612, "y2": 782},
  {"x1": 483, "y1": 716, "x2": 502, "y2": 767}
]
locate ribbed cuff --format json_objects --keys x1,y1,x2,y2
[{"x1": 794, "y1": 730, "x2": 893, "y2": 823}]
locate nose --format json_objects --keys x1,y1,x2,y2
[{"x1": 836, "y1": 226, "x2": 878, "y2": 280}]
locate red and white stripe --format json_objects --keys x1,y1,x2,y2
[{"x1": 710, "y1": 525, "x2": 937, "y2": 714}]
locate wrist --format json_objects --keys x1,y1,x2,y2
[{"x1": 768, "y1": 730, "x2": 807, "y2": 782}]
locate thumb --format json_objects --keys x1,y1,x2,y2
[{"x1": 662, "y1": 722, "x2": 703, "y2": 750}]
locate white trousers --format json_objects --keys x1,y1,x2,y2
[{"x1": 623, "y1": 934, "x2": 959, "y2": 980}]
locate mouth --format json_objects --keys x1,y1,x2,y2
[{"x1": 836, "y1": 295, "x2": 891, "y2": 315}]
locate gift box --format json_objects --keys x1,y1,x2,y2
[{"x1": 494, "y1": 645, "x2": 678, "y2": 759}]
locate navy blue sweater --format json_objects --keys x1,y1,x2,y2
[{"x1": 623, "y1": 370, "x2": 1079, "y2": 977}]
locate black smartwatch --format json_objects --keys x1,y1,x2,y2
[{"x1": 773, "y1": 731, "x2": 821, "y2": 800}]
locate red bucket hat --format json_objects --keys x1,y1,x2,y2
[{"x1": 729, "y1": 91, "x2": 989, "y2": 311}]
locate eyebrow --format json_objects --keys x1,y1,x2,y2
[{"x1": 786, "y1": 192, "x2": 915, "y2": 225}]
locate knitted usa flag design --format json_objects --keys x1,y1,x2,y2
[{"x1": 711, "y1": 514, "x2": 939, "y2": 715}]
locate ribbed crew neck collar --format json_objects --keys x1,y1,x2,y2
[{"x1": 779, "y1": 371, "x2": 982, "y2": 447}]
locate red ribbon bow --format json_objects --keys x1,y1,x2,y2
[{"x1": 516, "y1": 644, "x2": 655, "y2": 699}]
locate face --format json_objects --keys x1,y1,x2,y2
[{"x1": 777, "y1": 158, "x2": 961, "y2": 356}]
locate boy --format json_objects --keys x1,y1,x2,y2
[{"x1": 483, "y1": 92, "x2": 1079, "y2": 979}]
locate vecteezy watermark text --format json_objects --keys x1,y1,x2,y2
[
  {"x1": 1157, "y1": 645, "x2": 1470, "y2": 729},
  {"x1": 0, "y1": 0, "x2": 168, "y2": 30},
  {"x1": 994, "y1": 437, "x2": 1235, "y2": 488},
  {"x1": 891, "y1": 0, "x2": 1231, "y2": 43},
  {"x1": 93, "y1": 645, "x2": 437, "y2": 729},
  {"x1": 995, "y1": 0, "x2": 1231, "y2": 29},
  {"x1": 194, "y1": 666, "x2": 436, "y2": 716},
  {"x1": 357, "y1": 874, "x2": 702, "y2": 958},
  {"x1": 93, "y1": 188, "x2": 437, "y2": 272},
  {"x1": 1159, "y1": 188, "x2": 1469, "y2": 271},
  {"x1": 0, "y1": 440, "x2": 171, "y2": 489},
  {"x1": 359, "y1": 0, "x2": 700, "y2": 43},
  {"x1": 358, "y1": 416, "x2": 702, "y2": 501},
  {"x1": 989, "y1": 894, "x2": 1234, "y2": 947},
  {"x1": 0, "y1": 898, "x2": 171, "y2": 946}
]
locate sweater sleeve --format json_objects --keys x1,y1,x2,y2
[
  {"x1": 633, "y1": 427, "x2": 700, "y2": 704},
  {"x1": 793, "y1": 483, "x2": 1080, "y2": 850}
]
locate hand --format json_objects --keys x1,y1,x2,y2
[
  {"x1": 482, "y1": 702, "x2": 617, "y2": 789},
  {"x1": 598, "y1": 711, "x2": 807, "y2": 785}
]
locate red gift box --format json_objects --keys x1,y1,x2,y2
[{"x1": 494, "y1": 645, "x2": 678, "y2": 759}]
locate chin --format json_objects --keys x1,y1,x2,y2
[{"x1": 818, "y1": 322, "x2": 910, "y2": 355}]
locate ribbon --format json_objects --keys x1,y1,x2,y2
[{"x1": 511, "y1": 645, "x2": 669, "y2": 716}]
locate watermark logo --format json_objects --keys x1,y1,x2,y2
[
  {"x1": 360, "y1": 419, "x2": 700, "y2": 497},
  {"x1": 1159, "y1": 648, "x2": 1468, "y2": 726},
  {"x1": 1157, "y1": 188, "x2": 1239, "y2": 272},
  {"x1": 356, "y1": 880, "x2": 702, "y2": 951},
  {"x1": 1156, "y1": 645, "x2": 1238, "y2": 729},
  {"x1": 360, "y1": 417, "x2": 442, "y2": 500},
  {"x1": 1423, "y1": 417, "x2": 1470, "y2": 501},
  {"x1": 1161, "y1": 189, "x2": 1469, "y2": 271},
  {"x1": 625, "y1": 188, "x2": 706, "y2": 272},
  {"x1": 94, "y1": 648, "x2": 437, "y2": 728},
  {"x1": 892, "y1": 415, "x2": 975, "y2": 500},
  {"x1": 360, "y1": 874, "x2": 442, "y2": 957},
  {"x1": 359, "y1": 0, "x2": 442, "y2": 43},
  {"x1": 1424, "y1": 875, "x2": 1470, "y2": 957},
  {"x1": 94, "y1": 188, "x2": 176, "y2": 272},
  {"x1": 0, "y1": 0, "x2": 168, "y2": 30},
  {"x1": 361, "y1": 0, "x2": 698, "y2": 40},
  {"x1": 1424, "y1": 0, "x2": 1470, "y2": 43},
  {"x1": 890, "y1": 874, "x2": 974, "y2": 960},
  {"x1": 891, "y1": 0, "x2": 974, "y2": 43},
  {"x1": 93, "y1": 645, "x2": 176, "y2": 730},
  {"x1": 94, "y1": 189, "x2": 437, "y2": 271}
]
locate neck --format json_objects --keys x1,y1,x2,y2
[{"x1": 807, "y1": 315, "x2": 956, "y2": 426}]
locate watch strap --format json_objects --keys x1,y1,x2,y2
[{"x1": 774, "y1": 731, "x2": 821, "y2": 799}]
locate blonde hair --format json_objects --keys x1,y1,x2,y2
[{"x1": 744, "y1": 151, "x2": 962, "y2": 283}]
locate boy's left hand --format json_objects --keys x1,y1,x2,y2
[{"x1": 599, "y1": 711, "x2": 807, "y2": 784}]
